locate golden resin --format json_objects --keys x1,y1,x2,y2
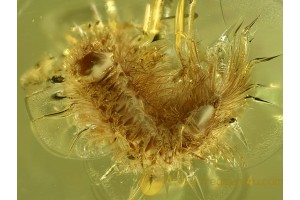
[{"x1": 21, "y1": 0, "x2": 281, "y2": 199}]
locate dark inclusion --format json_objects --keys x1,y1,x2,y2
[
  {"x1": 51, "y1": 76, "x2": 65, "y2": 83},
  {"x1": 76, "y1": 52, "x2": 106, "y2": 76}
]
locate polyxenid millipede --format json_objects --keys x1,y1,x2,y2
[{"x1": 21, "y1": 0, "x2": 282, "y2": 199}]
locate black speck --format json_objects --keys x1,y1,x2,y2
[
  {"x1": 51, "y1": 76, "x2": 64, "y2": 83},
  {"x1": 229, "y1": 118, "x2": 236, "y2": 123},
  {"x1": 152, "y1": 33, "x2": 161, "y2": 42},
  {"x1": 127, "y1": 155, "x2": 135, "y2": 160}
]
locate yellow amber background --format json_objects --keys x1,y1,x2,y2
[{"x1": 17, "y1": 0, "x2": 282, "y2": 199}]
